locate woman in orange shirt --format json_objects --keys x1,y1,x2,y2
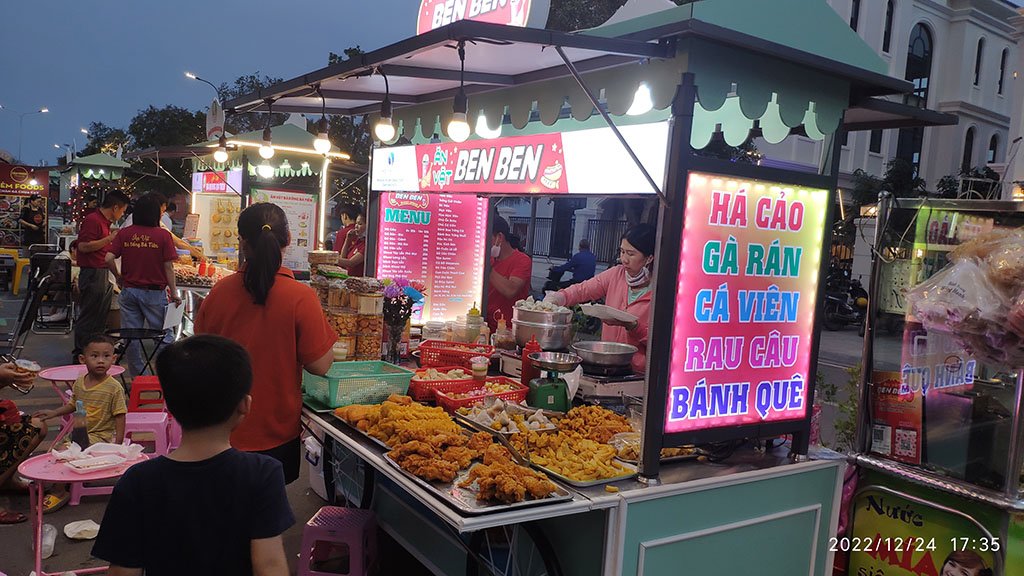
[{"x1": 196, "y1": 203, "x2": 335, "y2": 483}]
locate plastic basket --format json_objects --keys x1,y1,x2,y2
[
  {"x1": 434, "y1": 377, "x2": 529, "y2": 414},
  {"x1": 418, "y1": 340, "x2": 494, "y2": 369},
  {"x1": 302, "y1": 361, "x2": 413, "y2": 409},
  {"x1": 407, "y1": 366, "x2": 477, "y2": 402}
]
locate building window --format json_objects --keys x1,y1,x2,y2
[
  {"x1": 987, "y1": 134, "x2": 999, "y2": 164},
  {"x1": 974, "y1": 38, "x2": 985, "y2": 86},
  {"x1": 962, "y1": 127, "x2": 976, "y2": 171},
  {"x1": 869, "y1": 130, "x2": 883, "y2": 154},
  {"x1": 850, "y1": 0, "x2": 861, "y2": 31},
  {"x1": 882, "y1": 0, "x2": 895, "y2": 53},
  {"x1": 897, "y1": 24, "x2": 933, "y2": 174},
  {"x1": 999, "y1": 48, "x2": 1008, "y2": 95}
]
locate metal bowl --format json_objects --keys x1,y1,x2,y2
[
  {"x1": 512, "y1": 307, "x2": 574, "y2": 325},
  {"x1": 571, "y1": 341, "x2": 637, "y2": 367},
  {"x1": 512, "y1": 320, "x2": 573, "y2": 350},
  {"x1": 528, "y1": 352, "x2": 582, "y2": 373}
]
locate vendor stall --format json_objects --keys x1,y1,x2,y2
[
  {"x1": 225, "y1": 1, "x2": 954, "y2": 574},
  {"x1": 849, "y1": 197, "x2": 1024, "y2": 576}
]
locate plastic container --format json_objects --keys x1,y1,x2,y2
[
  {"x1": 41, "y1": 523, "x2": 57, "y2": 559},
  {"x1": 491, "y1": 316, "x2": 516, "y2": 350},
  {"x1": 423, "y1": 321, "x2": 446, "y2": 342},
  {"x1": 358, "y1": 294, "x2": 384, "y2": 315},
  {"x1": 302, "y1": 361, "x2": 413, "y2": 408},
  {"x1": 408, "y1": 366, "x2": 475, "y2": 402},
  {"x1": 418, "y1": 340, "x2": 494, "y2": 369},
  {"x1": 520, "y1": 336, "x2": 542, "y2": 388},
  {"x1": 470, "y1": 356, "x2": 489, "y2": 381},
  {"x1": 434, "y1": 377, "x2": 529, "y2": 414}
]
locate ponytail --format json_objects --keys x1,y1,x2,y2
[{"x1": 237, "y1": 203, "x2": 289, "y2": 305}]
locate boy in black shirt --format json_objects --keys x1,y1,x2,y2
[{"x1": 92, "y1": 335, "x2": 294, "y2": 576}]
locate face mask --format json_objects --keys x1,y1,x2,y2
[
  {"x1": 625, "y1": 264, "x2": 650, "y2": 288},
  {"x1": 491, "y1": 244, "x2": 502, "y2": 259}
]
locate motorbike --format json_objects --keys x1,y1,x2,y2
[
  {"x1": 543, "y1": 268, "x2": 576, "y2": 293},
  {"x1": 823, "y1": 270, "x2": 868, "y2": 331}
]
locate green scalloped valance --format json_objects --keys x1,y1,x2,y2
[
  {"x1": 246, "y1": 161, "x2": 317, "y2": 179},
  {"x1": 387, "y1": 37, "x2": 848, "y2": 148},
  {"x1": 80, "y1": 167, "x2": 124, "y2": 180}
]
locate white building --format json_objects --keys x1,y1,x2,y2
[{"x1": 760, "y1": 0, "x2": 1020, "y2": 196}]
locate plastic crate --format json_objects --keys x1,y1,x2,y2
[
  {"x1": 302, "y1": 361, "x2": 413, "y2": 409},
  {"x1": 434, "y1": 377, "x2": 529, "y2": 414},
  {"x1": 407, "y1": 366, "x2": 477, "y2": 402},
  {"x1": 418, "y1": 340, "x2": 494, "y2": 369}
]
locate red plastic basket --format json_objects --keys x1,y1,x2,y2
[
  {"x1": 407, "y1": 366, "x2": 477, "y2": 402},
  {"x1": 434, "y1": 377, "x2": 529, "y2": 414},
  {"x1": 418, "y1": 340, "x2": 495, "y2": 369}
]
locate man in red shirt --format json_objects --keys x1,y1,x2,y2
[
  {"x1": 74, "y1": 192, "x2": 128, "y2": 358},
  {"x1": 334, "y1": 203, "x2": 359, "y2": 252},
  {"x1": 487, "y1": 215, "x2": 533, "y2": 332},
  {"x1": 106, "y1": 192, "x2": 181, "y2": 376}
]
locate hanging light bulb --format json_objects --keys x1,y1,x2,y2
[
  {"x1": 312, "y1": 86, "x2": 332, "y2": 154},
  {"x1": 626, "y1": 83, "x2": 654, "y2": 116},
  {"x1": 475, "y1": 111, "x2": 502, "y2": 139},
  {"x1": 259, "y1": 126, "x2": 275, "y2": 159},
  {"x1": 257, "y1": 160, "x2": 274, "y2": 178},
  {"x1": 213, "y1": 133, "x2": 229, "y2": 163},
  {"x1": 446, "y1": 42, "x2": 471, "y2": 143},
  {"x1": 373, "y1": 71, "x2": 396, "y2": 142}
]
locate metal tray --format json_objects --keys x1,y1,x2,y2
[
  {"x1": 302, "y1": 394, "x2": 335, "y2": 414},
  {"x1": 532, "y1": 460, "x2": 638, "y2": 488},
  {"x1": 614, "y1": 447, "x2": 703, "y2": 466},
  {"x1": 452, "y1": 406, "x2": 561, "y2": 437},
  {"x1": 382, "y1": 454, "x2": 574, "y2": 515},
  {"x1": 330, "y1": 413, "x2": 391, "y2": 451}
]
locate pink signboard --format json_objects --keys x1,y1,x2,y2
[
  {"x1": 416, "y1": 133, "x2": 568, "y2": 194},
  {"x1": 416, "y1": 0, "x2": 548, "y2": 34},
  {"x1": 376, "y1": 192, "x2": 489, "y2": 323},
  {"x1": 663, "y1": 173, "x2": 828, "y2": 434}
]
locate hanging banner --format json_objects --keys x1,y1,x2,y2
[
  {"x1": 0, "y1": 165, "x2": 47, "y2": 196},
  {"x1": 250, "y1": 188, "x2": 318, "y2": 272},
  {"x1": 371, "y1": 122, "x2": 669, "y2": 196},
  {"x1": 847, "y1": 485, "x2": 999, "y2": 576},
  {"x1": 376, "y1": 192, "x2": 489, "y2": 323},
  {"x1": 416, "y1": 0, "x2": 550, "y2": 34},
  {"x1": 663, "y1": 172, "x2": 828, "y2": 435},
  {"x1": 191, "y1": 170, "x2": 242, "y2": 195}
]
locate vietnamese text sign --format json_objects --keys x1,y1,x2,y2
[
  {"x1": 416, "y1": 0, "x2": 549, "y2": 34},
  {"x1": 417, "y1": 133, "x2": 568, "y2": 194},
  {"x1": 663, "y1": 173, "x2": 828, "y2": 434},
  {"x1": 250, "y1": 188, "x2": 317, "y2": 272},
  {"x1": 376, "y1": 192, "x2": 488, "y2": 323},
  {"x1": 191, "y1": 170, "x2": 242, "y2": 195},
  {"x1": 0, "y1": 165, "x2": 47, "y2": 196}
]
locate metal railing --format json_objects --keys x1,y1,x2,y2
[
  {"x1": 586, "y1": 219, "x2": 629, "y2": 264},
  {"x1": 509, "y1": 217, "x2": 575, "y2": 259}
]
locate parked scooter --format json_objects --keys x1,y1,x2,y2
[{"x1": 823, "y1": 269, "x2": 868, "y2": 331}]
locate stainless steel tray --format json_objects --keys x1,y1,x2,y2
[
  {"x1": 452, "y1": 407, "x2": 561, "y2": 437},
  {"x1": 614, "y1": 449, "x2": 702, "y2": 466},
  {"x1": 532, "y1": 460, "x2": 638, "y2": 488},
  {"x1": 382, "y1": 454, "x2": 574, "y2": 515},
  {"x1": 331, "y1": 414, "x2": 391, "y2": 451}
]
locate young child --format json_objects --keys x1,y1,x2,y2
[
  {"x1": 92, "y1": 335, "x2": 294, "y2": 576},
  {"x1": 36, "y1": 334, "x2": 127, "y2": 445}
]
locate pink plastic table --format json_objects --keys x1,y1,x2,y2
[
  {"x1": 18, "y1": 452, "x2": 148, "y2": 575},
  {"x1": 38, "y1": 365, "x2": 127, "y2": 443}
]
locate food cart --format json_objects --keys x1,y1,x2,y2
[
  {"x1": 848, "y1": 197, "x2": 1024, "y2": 576},
  {"x1": 225, "y1": 1, "x2": 954, "y2": 574}
]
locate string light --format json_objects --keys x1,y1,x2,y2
[
  {"x1": 312, "y1": 86, "x2": 332, "y2": 154},
  {"x1": 374, "y1": 69, "x2": 396, "y2": 142}
]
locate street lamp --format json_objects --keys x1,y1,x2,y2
[{"x1": 13, "y1": 107, "x2": 49, "y2": 162}]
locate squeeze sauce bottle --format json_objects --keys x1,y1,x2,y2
[{"x1": 521, "y1": 336, "x2": 542, "y2": 387}]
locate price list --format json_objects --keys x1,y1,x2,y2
[{"x1": 376, "y1": 193, "x2": 488, "y2": 323}]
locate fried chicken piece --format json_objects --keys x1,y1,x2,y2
[
  {"x1": 442, "y1": 446, "x2": 479, "y2": 469},
  {"x1": 482, "y1": 443, "x2": 513, "y2": 466},
  {"x1": 386, "y1": 393, "x2": 413, "y2": 405},
  {"x1": 397, "y1": 454, "x2": 460, "y2": 483},
  {"x1": 521, "y1": 474, "x2": 558, "y2": 499},
  {"x1": 334, "y1": 404, "x2": 379, "y2": 425},
  {"x1": 479, "y1": 474, "x2": 527, "y2": 504},
  {"x1": 387, "y1": 440, "x2": 440, "y2": 460},
  {"x1": 467, "y1": 431, "x2": 494, "y2": 452}
]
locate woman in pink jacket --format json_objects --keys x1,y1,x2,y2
[{"x1": 545, "y1": 224, "x2": 656, "y2": 373}]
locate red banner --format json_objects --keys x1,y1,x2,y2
[
  {"x1": 417, "y1": 0, "x2": 533, "y2": 33},
  {"x1": 415, "y1": 133, "x2": 568, "y2": 194},
  {"x1": 0, "y1": 165, "x2": 47, "y2": 197}
]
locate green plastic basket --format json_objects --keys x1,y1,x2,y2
[{"x1": 302, "y1": 361, "x2": 413, "y2": 409}]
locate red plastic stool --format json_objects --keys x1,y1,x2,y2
[
  {"x1": 298, "y1": 507, "x2": 377, "y2": 576},
  {"x1": 128, "y1": 376, "x2": 165, "y2": 412}
]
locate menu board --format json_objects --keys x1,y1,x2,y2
[
  {"x1": 664, "y1": 172, "x2": 828, "y2": 435},
  {"x1": 376, "y1": 192, "x2": 488, "y2": 323},
  {"x1": 251, "y1": 188, "x2": 317, "y2": 272}
]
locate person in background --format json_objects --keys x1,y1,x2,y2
[
  {"x1": 92, "y1": 335, "x2": 293, "y2": 576},
  {"x1": 161, "y1": 202, "x2": 175, "y2": 230},
  {"x1": 551, "y1": 238, "x2": 597, "y2": 285},
  {"x1": 335, "y1": 203, "x2": 360, "y2": 248},
  {"x1": 106, "y1": 192, "x2": 181, "y2": 376},
  {"x1": 337, "y1": 213, "x2": 366, "y2": 277},
  {"x1": 545, "y1": 224, "x2": 656, "y2": 373},
  {"x1": 195, "y1": 203, "x2": 335, "y2": 483},
  {"x1": 19, "y1": 195, "x2": 46, "y2": 247},
  {"x1": 0, "y1": 364, "x2": 48, "y2": 523},
  {"x1": 487, "y1": 215, "x2": 533, "y2": 331},
  {"x1": 74, "y1": 191, "x2": 129, "y2": 361},
  {"x1": 123, "y1": 193, "x2": 202, "y2": 260}
]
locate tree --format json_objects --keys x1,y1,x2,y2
[
  {"x1": 79, "y1": 122, "x2": 129, "y2": 157},
  {"x1": 851, "y1": 159, "x2": 925, "y2": 206},
  {"x1": 217, "y1": 72, "x2": 287, "y2": 135},
  {"x1": 546, "y1": 0, "x2": 695, "y2": 31},
  {"x1": 936, "y1": 166, "x2": 1000, "y2": 199},
  {"x1": 127, "y1": 105, "x2": 205, "y2": 197}
]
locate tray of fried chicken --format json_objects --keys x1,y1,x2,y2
[{"x1": 334, "y1": 394, "x2": 572, "y2": 513}]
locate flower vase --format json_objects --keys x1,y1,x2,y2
[{"x1": 385, "y1": 323, "x2": 404, "y2": 364}]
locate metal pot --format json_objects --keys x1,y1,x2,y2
[
  {"x1": 571, "y1": 341, "x2": 637, "y2": 367},
  {"x1": 513, "y1": 319, "x2": 573, "y2": 350},
  {"x1": 512, "y1": 307, "x2": 574, "y2": 325}
]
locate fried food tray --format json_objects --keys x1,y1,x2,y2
[
  {"x1": 330, "y1": 413, "x2": 391, "y2": 450},
  {"x1": 382, "y1": 454, "x2": 573, "y2": 515},
  {"x1": 531, "y1": 461, "x2": 638, "y2": 488}
]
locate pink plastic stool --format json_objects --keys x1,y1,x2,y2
[
  {"x1": 298, "y1": 507, "x2": 377, "y2": 576},
  {"x1": 70, "y1": 476, "x2": 115, "y2": 506},
  {"x1": 124, "y1": 412, "x2": 170, "y2": 455},
  {"x1": 168, "y1": 417, "x2": 182, "y2": 451}
]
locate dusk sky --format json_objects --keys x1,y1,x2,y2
[{"x1": 0, "y1": 0, "x2": 420, "y2": 165}]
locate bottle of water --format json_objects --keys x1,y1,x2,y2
[
  {"x1": 70, "y1": 400, "x2": 90, "y2": 448},
  {"x1": 41, "y1": 523, "x2": 57, "y2": 558}
]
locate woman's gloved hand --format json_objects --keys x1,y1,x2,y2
[{"x1": 543, "y1": 291, "x2": 566, "y2": 306}]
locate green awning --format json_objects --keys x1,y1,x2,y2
[{"x1": 71, "y1": 153, "x2": 130, "y2": 180}]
